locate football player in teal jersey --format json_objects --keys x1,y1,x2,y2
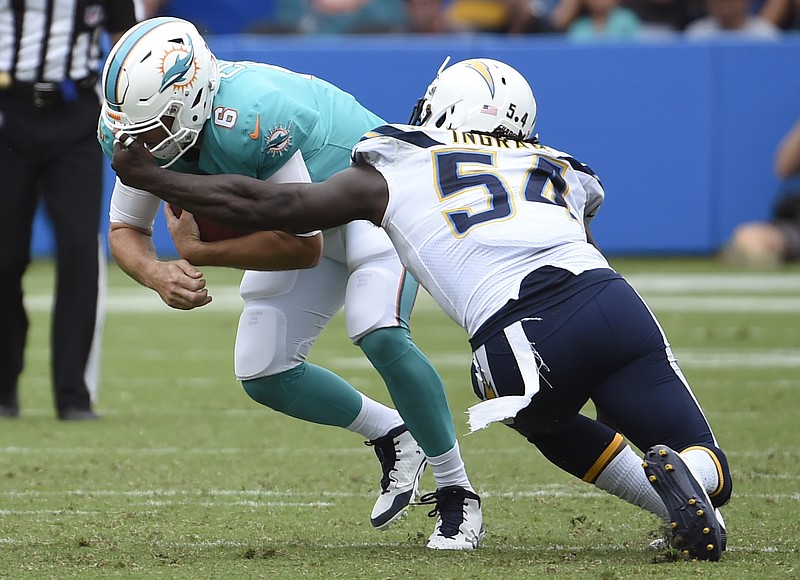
[
  {"x1": 112, "y1": 57, "x2": 732, "y2": 561},
  {"x1": 98, "y1": 18, "x2": 482, "y2": 549}
]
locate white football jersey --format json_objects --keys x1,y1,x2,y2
[{"x1": 353, "y1": 125, "x2": 612, "y2": 336}]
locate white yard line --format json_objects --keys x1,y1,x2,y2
[
  {"x1": 624, "y1": 272, "x2": 800, "y2": 293},
  {"x1": 643, "y1": 296, "x2": 800, "y2": 312},
  {"x1": 0, "y1": 486, "x2": 794, "y2": 554},
  {"x1": 21, "y1": 271, "x2": 800, "y2": 314},
  {"x1": 309, "y1": 349, "x2": 800, "y2": 370},
  {"x1": 1, "y1": 486, "x2": 796, "y2": 501}
]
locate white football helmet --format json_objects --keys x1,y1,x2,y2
[
  {"x1": 409, "y1": 57, "x2": 537, "y2": 140},
  {"x1": 101, "y1": 17, "x2": 220, "y2": 167}
]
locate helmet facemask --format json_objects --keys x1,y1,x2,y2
[{"x1": 102, "y1": 100, "x2": 198, "y2": 165}]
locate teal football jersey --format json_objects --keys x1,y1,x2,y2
[{"x1": 99, "y1": 61, "x2": 385, "y2": 182}]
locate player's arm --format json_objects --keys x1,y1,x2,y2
[
  {"x1": 112, "y1": 138, "x2": 388, "y2": 233},
  {"x1": 166, "y1": 205, "x2": 322, "y2": 270},
  {"x1": 164, "y1": 150, "x2": 323, "y2": 271},
  {"x1": 108, "y1": 178, "x2": 212, "y2": 310}
]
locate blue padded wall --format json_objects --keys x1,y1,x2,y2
[{"x1": 31, "y1": 34, "x2": 800, "y2": 256}]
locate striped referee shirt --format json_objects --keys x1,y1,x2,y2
[{"x1": 0, "y1": 0, "x2": 140, "y2": 84}]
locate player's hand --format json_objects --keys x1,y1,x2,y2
[
  {"x1": 148, "y1": 259, "x2": 213, "y2": 310},
  {"x1": 111, "y1": 132, "x2": 160, "y2": 190},
  {"x1": 164, "y1": 203, "x2": 205, "y2": 262}
]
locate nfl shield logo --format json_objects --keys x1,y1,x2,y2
[{"x1": 83, "y1": 5, "x2": 105, "y2": 28}]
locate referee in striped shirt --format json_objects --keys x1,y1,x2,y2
[{"x1": 0, "y1": 1, "x2": 139, "y2": 420}]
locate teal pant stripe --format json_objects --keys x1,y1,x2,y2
[{"x1": 396, "y1": 269, "x2": 419, "y2": 327}]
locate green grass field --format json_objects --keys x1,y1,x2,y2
[{"x1": 2, "y1": 257, "x2": 799, "y2": 579}]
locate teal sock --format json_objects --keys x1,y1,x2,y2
[
  {"x1": 242, "y1": 363, "x2": 363, "y2": 428},
  {"x1": 359, "y1": 327, "x2": 456, "y2": 456}
]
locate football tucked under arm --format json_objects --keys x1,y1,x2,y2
[
  {"x1": 169, "y1": 203, "x2": 247, "y2": 242},
  {"x1": 164, "y1": 151, "x2": 314, "y2": 242}
]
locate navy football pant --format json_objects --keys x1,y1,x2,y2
[{"x1": 471, "y1": 277, "x2": 731, "y2": 507}]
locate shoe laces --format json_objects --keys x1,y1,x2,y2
[
  {"x1": 365, "y1": 426, "x2": 405, "y2": 494},
  {"x1": 418, "y1": 486, "x2": 473, "y2": 538}
]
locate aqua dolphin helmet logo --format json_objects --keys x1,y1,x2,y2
[{"x1": 159, "y1": 36, "x2": 196, "y2": 93}]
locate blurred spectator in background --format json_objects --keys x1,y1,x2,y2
[
  {"x1": 445, "y1": 0, "x2": 512, "y2": 31},
  {"x1": 721, "y1": 117, "x2": 800, "y2": 268},
  {"x1": 504, "y1": 0, "x2": 560, "y2": 32},
  {"x1": 445, "y1": 0, "x2": 557, "y2": 33},
  {"x1": 566, "y1": 0, "x2": 643, "y2": 38},
  {"x1": 684, "y1": 0, "x2": 780, "y2": 36},
  {"x1": 145, "y1": 0, "x2": 798, "y2": 34},
  {"x1": 620, "y1": 0, "x2": 704, "y2": 34},
  {"x1": 291, "y1": 0, "x2": 407, "y2": 33},
  {"x1": 759, "y1": 0, "x2": 800, "y2": 29},
  {"x1": 543, "y1": 0, "x2": 587, "y2": 30},
  {"x1": 404, "y1": 0, "x2": 451, "y2": 33}
]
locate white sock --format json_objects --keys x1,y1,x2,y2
[
  {"x1": 594, "y1": 445, "x2": 669, "y2": 522},
  {"x1": 680, "y1": 447, "x2": 720, "y2": 496},
  {"x1": 345, "y1": 393, "x2": 404, "y2": 441},
  {"x1": 426, "y1": 441, "x2": 474, "y2": 492}
]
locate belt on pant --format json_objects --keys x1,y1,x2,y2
[{"x1": 0, "y1": 73, "x2": 98, "y2": 108}]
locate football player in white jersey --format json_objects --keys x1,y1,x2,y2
[
  {"x1": 98, "y1": 18, "x2": 483, "y2": 550},
  {"x1": 111, "y1": 56, "x2": 733, "y2": 561}
]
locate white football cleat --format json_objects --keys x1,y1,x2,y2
[
  {"x1": 421, "y1": 486, "x2": 484, "y2": 550},
  {"x1": 366, "y1": 425, "x2": 426, "y2": 529}
]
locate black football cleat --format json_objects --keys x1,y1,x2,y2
[{"x1": 643, "y1": 445, "x2": 724, "y2": 561}]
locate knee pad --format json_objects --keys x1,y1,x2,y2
[
  {"x1": 236, "y1": 269, "x2": 298, "y2": 381},
  {"x1": 345, "y1": 265, "x2": 413, "y2": 342},
  {"x1": 234, "y1": 304, "x2": 290, "y2": 380},
  {"x1": 235, "y1": 267, "x2": 339, "y2": 379}
]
